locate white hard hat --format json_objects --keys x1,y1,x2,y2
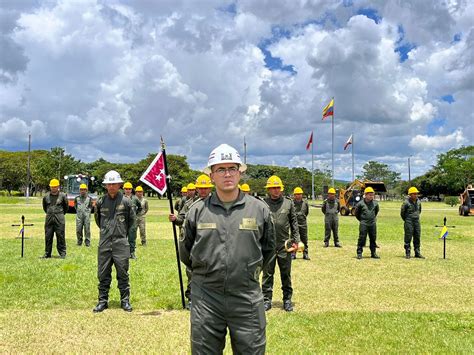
[
  {"x1": 203, "y1": 144, "x2": 247, "y2": 174},
  {"x1": 103, "y1": 170, "x2": 124, "y2": 184}
]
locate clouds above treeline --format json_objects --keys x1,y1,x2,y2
[{"x1": 1, "y1": 0, "x2": 472, "y2": 180}]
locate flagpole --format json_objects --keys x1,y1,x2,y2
[
  {"x1": 331, "y1": 97, "x2": 335, "y2": 187},
  {"x1": 351, "y1": 132, "x2": 355, "y2": 182},
  {"x1": 160, "y1": 137, "x2": 186, "y2": 309},
  {"x1": 311, "y1": 130, "x2": 315, "y2": 201}
]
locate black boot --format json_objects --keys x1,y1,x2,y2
[
  {"x1": 357, "y1": 253, "x2": 363, "y2": 259},
  {"x1": 283, "y1": 300, "x2": 293, "y2": 312},
  {"x1": 405, "y1": 252, "x2": 411, "y2": 259},
  {"x1": 93, "y1": 301, "x2": 108, "y2": 313},
  {"x1": 371, "y1": 252, "x2": 380, "y2": 259},
  {"x1": 414, "y1": 250, "x2": 425, "y2": 259},
  {"x1": 303, "y1": 252, "x2": 310, "y2": 260},
  {"x1": 324, "y1": 241, "x2": 329, "y2": 248},
  {"x1": 120, "y1": 289, "x2": 132, "y2": 312},
  {"x1": 264, "y1": 300, "x2": 272, "y2": 311},
  {"x1": 335, "y1": 242, "x2": 342, "y2": 248}
]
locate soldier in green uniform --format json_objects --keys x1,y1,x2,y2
[
  {"x1": 262, "y1": 175, "x2": 300, "y2": 312},
  {"x1": 174, "y1": 186, "x2": 188, "y2": 212},
  {"x1": 41, "y1": 178, "x2": 68, "y2": 259},
  {"x1": 180, "y1": 144, "x2": 274, "y2": 354},
  {"x1": 355, "y1": 187, "x2": 380, "y2": 259},
  {"x1": 401, "y1": 186, "x2": 424, "y2": 259},
  {"x1": 322, "y1": 187, "x2": 342, "y2": 248},
  {"x1": 169, "y1": 182, "x2": 199, "y2": 309},
  {"x1": 93, "y1": 170, "x2": 135, "y2": 313},
  {"x1": 74, "y1": 183, "x2": 93, "y2": 247},
  {"x1": 135, "y1": 186, "x2": 149, "y2": 246},
  {"x1": 292, "y1": 187, "x2": 310, "y2": 259},
  {"x1": 123, "y1": 182, "x2": 142, "y2": 259}
]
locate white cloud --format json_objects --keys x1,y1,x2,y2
[{"x1": 409, "y1": 130, "x2": 467, "y2": 151}]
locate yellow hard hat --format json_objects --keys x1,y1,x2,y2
[
  {"x1": 187, "y1": 183, "x2": 196, "y2": 190},
  {"x1": 240, "y1": 183, "x2": 250, "y2": 192},
  {"x1": 181, "y1": 186, "x2": 188, "y2": 193},
  {"x1": 293, "y1": 187, "x2": 303, "y2": 194},
  {"x1": 408, "y1": 186, "x2": 419, "y2": 194},
  {"x1": 328, "y1": 187, "x2": 336, "y2": 194},
  {"x1": 195, "y1": 174, "x2": 214, "y2": 188},
  {"x1": 135, "y1": 186, "x2": 143, "y2": 192},
  {"x1": 123, "y1": 182, "x2": 133, "y2": 189},
  {"x1": 265, "y1": 175, "x2": 284, "y2": 189},
  {"x1": 79, "y1": 183, "x2": 88, "y2": 189},
  {"x1": 364, "y1": 186, "x2": 375, "y2": 194},
  {"x1": 49, "y1": 179, "x2": 60, "y2": 187}
]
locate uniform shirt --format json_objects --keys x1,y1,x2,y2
[
  {"x1": 293, "y1": 199, "x2": 309, "y2": 226},
  {"x1": 355, "y1": 199, "x2": 379, "y2": 225},
  {"x1": 74, "y1": 195, "x2": 93, "y2": 214},
  {"x1": 137, "y1": 197, "x2": 149, "y2": 218},
  {"x1": 42, "y1": 192, "x2": 68, "y2": 223},
  {"x1": 129, "y1": 195, "x2": 142, "y2": 216},
  {"x1": 400, "y1": 198, "x2": 421, "y2": 221},
  {"x1": 174, "y1": 196, "x2": 187, "y2": 212},
  {"x1": 322, "y1": 199, "x2": 340, "y2": 218},
  {"x1": 180, "y1": 192, "x2": 275, "y2": 293},
  {"x1": 94, "y1": 191, "x2": 135, "y2": 241},
  {"x1": 264, "y1": 195, "x2": 300, "y2": 248},
  {"x1": 175, "y1": 195, "x2": 200, "y2": 227}
]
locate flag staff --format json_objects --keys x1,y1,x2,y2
[
  {"x1": 331, "y1": 99, "x2": 335, "y2": 187},
  {"x1": 351, "y1": 132, "x2": 355, "y2": 182},
  {"x1": 160, "y1": 137, "x2": 186, "y2": 309}
]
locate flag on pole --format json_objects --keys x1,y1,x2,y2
[
  {"x1": 439, "y1": 225, "x2": 448, "y2": 239},
  {"x1": 322, "y1": 98, "x2": 334, "y2": 120},
  {"x1": 140, "y1": 151, "x2": 167, "y2": 195},
  {"x1": 306, "y1": 132, "x2": 313, "y2": 150},
  {"x1": 344, "y1": 134, "x2": 353, "y2": 150},
  {"x1": 18, "y1": 226, "x2": 24, "y2": 237}
]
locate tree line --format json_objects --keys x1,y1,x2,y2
[{"x1": 0, "y1": 145, "x2": 472, "y2": 197}]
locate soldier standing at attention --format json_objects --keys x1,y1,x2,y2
[
  {"x1": 174, "y1": 186, "x2": 188, "y2": 211},
  {"x1": 93, "y1": 170, "x2": 135, "y2": 313},
  {"x1": 41, "y1": 178, "x2": 68, "y2": 259},
  {"x1": 74, "y1": 183, "x2": 93, "y2": 247},
  {"x1": 355, "y1": 187, "x2": 380, "y2": 259},
  {"x1": 262, "y1": 175, "x2": 300, "y2": 312},
  {"x1": 322, "y1": 187, "x2": 341, "y2": 248},
  {"x1": 169, "y1": 182, "x2": 199, "y2": 309},
  {"x1": 401, "y1": 187, "x2": 424, "y2": 259},
  {"x1": 123, "y1": 182, "x2": 142, "y2": 259},
  {"x1": 292, "y1": 187, "x2": 310, "y2": 260},
  {"x1": 135, "y1": 186, "x2": 149, "y2": 247},
  {"x1": 180, "y1": 144, "x2": 274, "y2": 354}
]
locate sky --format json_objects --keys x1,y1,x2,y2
[{"x1": 1, "y1": 0, "x2": 473, "y2": 181}]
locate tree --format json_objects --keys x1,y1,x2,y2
[
  {"x1": 35, "y1": 147, "x2": 83, "y2": 190},
  {"x1": 357, "y1": 161, "x2": 401, "y2": 189}
]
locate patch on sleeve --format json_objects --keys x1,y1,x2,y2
[
  {"x1": 239, "y1": 218, "x2": 258, "y2": 230},
  {"x1": 197, "y1": 223, "x2": 217, "y2": 229}
]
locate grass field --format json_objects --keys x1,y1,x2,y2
[{"x1": 0, "y1": 197, "x2": 473, "y2": 353}]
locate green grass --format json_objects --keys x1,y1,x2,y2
[{"x1": 0, "y1": 198, "x2": 473, "y2": 353}]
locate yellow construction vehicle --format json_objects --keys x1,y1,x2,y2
[
  {"x1": 338, "y1": 179, "x2": 387, "y2": 216},
  {"x1": 459, "y1": 185, "x2": 474, "y2": 216}
]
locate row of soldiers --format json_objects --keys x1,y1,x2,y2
[{"x1": 41, "y1": 179, "x2": 149, "y2": 260}]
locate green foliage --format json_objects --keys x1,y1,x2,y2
[
  {"x1": 357, "y1": 160, "x2": 401, "y2": 189},
  {"x1": 444, "y1": 196, "x2": 459, "y2": 207}
]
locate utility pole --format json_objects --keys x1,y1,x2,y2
[{"x1": 408, "y1": 156, "x2": 412, "y2": 185}]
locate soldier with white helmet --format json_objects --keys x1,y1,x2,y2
[
  {"x1": 180, "y1": 144, "x2": 275, "y2": 354},
  {"x1": 74, "y1": 183, "x2": 93, "y2": 247},
  {"x1": 93, "y1": 170, "x2": 136, "y2": 312},
  {"x1": 41, "y1": 178, "x2": 68, "y2": 258}
]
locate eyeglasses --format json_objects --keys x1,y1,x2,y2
[{"x1": 213, "y1": 167, "x2": 239, "y2": 176}]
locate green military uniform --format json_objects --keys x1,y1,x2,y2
[
  {"x1": 262, "y1": 196, "x2": 300, "y2": 306},
  {"x1": 42, "y1": 191, "x2": 68, "y2": 258},
  {"x1": 322, "y1": 198, "x2": 340, "y2": 246},
  {"x1": 128, "y1": 194, "x2": 142, "y2": 254},
  {"x1": 355, "y1": 198, "x2": 380, "y2": 258},
  {"x1": 401, "y1": 198, "x2": 422, "y2": 257},
  {"x1": 175, "y1": 196, "x2": 187, "y2": 213},
  {"x1": 94, "y1": 191, "x2": 135, "y2": 307},
  {"x1": 174, "y1": 195, "x2": 200, "y2": 303},
  {"x1": 293, "y1": 199, "x2": 309, "y2": 258},
  {"x1": 74, "y1": 194, "x2": 93, "y2": 246},
  {"x1": 180, "y1": 192, "x2": 274, "y2": 355},
  {"x1": 136, "y1": 196, "x2": 149, "y2": 245}
]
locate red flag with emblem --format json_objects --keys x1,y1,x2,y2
[
  {"x1": 140, "y1": 151, "x2": 167, "y2": 195},
  {"x1": 306, "y1": 132, "x2": 313, "y2": 150}
]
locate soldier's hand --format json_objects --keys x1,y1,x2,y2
[{"x1": 168, "y1": 214, "x2": 177, "y2": 222}]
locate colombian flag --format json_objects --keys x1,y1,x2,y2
[
  {"x1": 322, "y1": 98, "x2": 334, "y2": 120},
  {"x1": 439, "y1": 225, "x2": 448, "y2": 239}
]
